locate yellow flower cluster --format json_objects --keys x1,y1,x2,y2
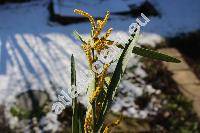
[
  {"x1": 74, "y1": 9, "x2": 114, "y2": 65},
  {"x1": 74, "y1": 9, "x2": 116, "y2": 133},
  {"x1": 93, "y1": 11, "x2": 110, "y2": 38}
]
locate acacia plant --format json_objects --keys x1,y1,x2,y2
[{"x1": 70, "y1": 9, "x2": 180, "y2": 133}]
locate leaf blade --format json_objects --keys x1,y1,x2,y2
[
  {"x1": 71, "y1": 54, "x2": 82, "y2": 133},
  {"x1": 96, "y1": 33, "x2": 140, "y2": 131},
  {"x1": 132, "y1": 46, "x2": 181, "y2": 63}
]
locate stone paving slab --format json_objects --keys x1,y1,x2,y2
[
  {"x1": 182, "y1": 84, "x2": 200, "y2": 99},
  {"x1": 159, "y1": 48, "x2": 182, "y2": 58},
  {"x1": 172, "y1": 70, "x2": 200, "y2": 85},
  {"x1": 162, "y1": 57, "x2": 190, "y2": 71},
  {"x1": 159, "y1": 48, "x2": 200, "y2": 117},
  {"x1": 180, "y1": 85, "x2": 200, "y2": 101}
]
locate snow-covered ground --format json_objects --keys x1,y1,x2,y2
[{"x1": 0, "y1": 0, "x2": 200, "y2": 119}]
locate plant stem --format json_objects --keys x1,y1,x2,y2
[{"x1": 71, "y1": 55, "x2": 79, "y2": 133}]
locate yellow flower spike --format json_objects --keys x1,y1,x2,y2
[
  {"x1": 99, "y1": 64, "x2": 110, "y2": 86},
  {"x1": 103, "y1": 115, "x2": 122, "y2": 133},
  {"x1": 95, "y1": 43, "x2": 106, "y2": 53},
  {"x1": 96, "y1": 20, "x2": 103, "y2": 30},
  {"x1": 103, "y1": 11, "x2": 110, "y2": 24},
  {"x1": 94, "y1": 39, "x2": 114, "y2": 53},
  {"x1": 93, "y1": 38, "x2": 101, "y2": 49},
  {"x1": 100, "y1": 11, "x2": 110, "y2": 31},
  {"x1": 84, "y1": 107, "x2": 93, "y2": 133},
  {"x1": 93, "y1": 28, "x2": 113, "y2": 52},
  {"x1": 74, "y1": 9, "x2": 113, "y2": 53},
  {"x1": 93, "y1": 11, "x2": 110, "y2": 38},
  {"x1": 81, "y1": 44, "x2": 93, "y2": 66},
  {"x1": 89, "y1": 86, "x2": 101, "y2": 103},
  {"x1": 97, "y1": 20, "x2": 103, "y2": 27},
  {"x1": 103, "y1": 28, "x2": 113, "y2": 39},
  {"x1": 92, "y1": 19, "x2": 103, "y2": 39},
  {"x1": 90, "y1": 63, "x2": 110, "y2": 103},
  {"x1": 74, "y1": 9, "x2": 96, "y2": 36}
]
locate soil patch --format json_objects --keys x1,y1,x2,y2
[{"x1": 143, "y1": 59, "x2": 200, "y2": 133}]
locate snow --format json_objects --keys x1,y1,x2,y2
[
  {"x1": 53, "y1": 0, "x2": 130, "y2": 18},
  {"x1": 0, "y1": 0, "x2": 199, "y2": 124},
  {"x1": 137, "y1": 33, "x2": 165, "y2": 47},
  {"x1": 111, "y1": 65, "x2": 160, "y2": 118},
  {"x1": 39, "y1": 112, "x2": 61, "y2": 132},
  {"x1": 0, "y1": 1, "x2": 90, "y2": 105}
]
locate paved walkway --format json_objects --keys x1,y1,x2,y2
[{"x1": 159, "y1": 48, "x2": 200, "y2": 117}]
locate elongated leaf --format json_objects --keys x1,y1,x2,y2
[
  {"x1": 132, "y1": 46, "x2": 181, "y2": 63},
  {"x1": 73, "y1": 30, "x2": 87, "y2": 44},
  {"x1": 71, "y1": 55, "x2": 82, "y2": 133},
  {"x1": 96, "y1": 33, "x2": 140, "y2": 131}
]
